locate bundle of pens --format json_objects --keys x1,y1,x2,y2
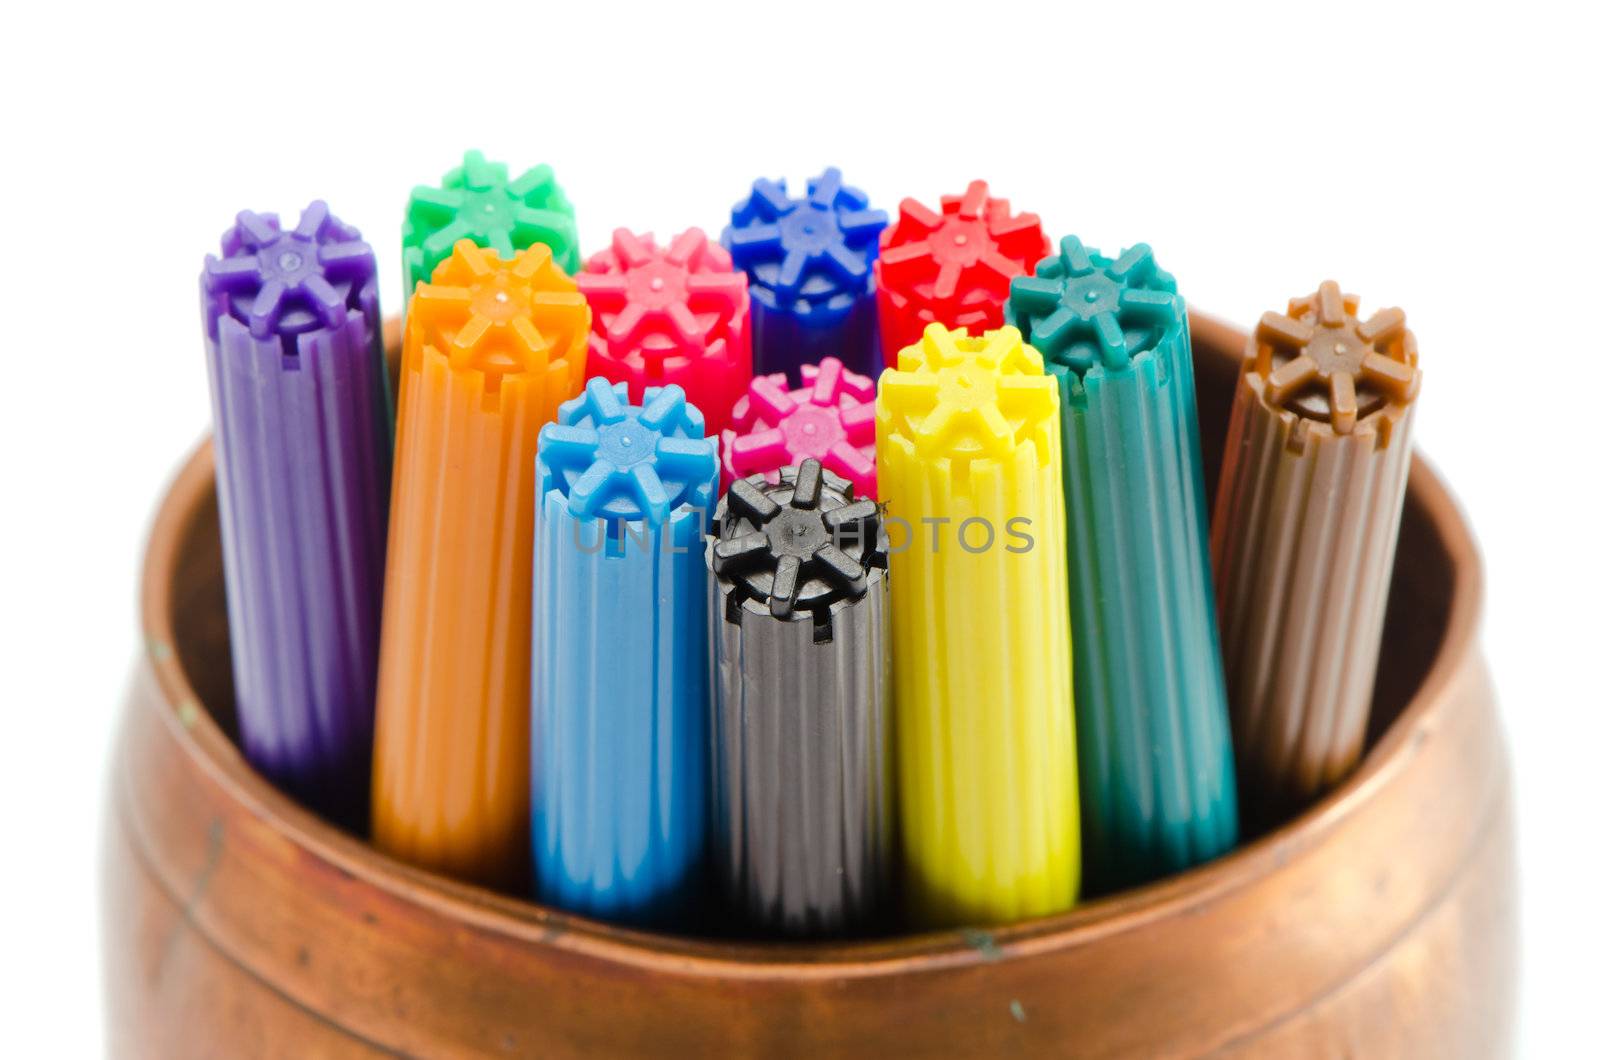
[{"x1": 201, "y1": 154, "x2": 1421, "y2": 936}]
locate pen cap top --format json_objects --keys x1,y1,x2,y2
[
  {"x1": 578, "y1": 228, "x2": 748, "y2": 361},
  {"x1": 723, "y1": 357, "x2": 877, "y2": 497},
  {"x1": 1252, "y1": 280, "x2": 1420, "y2": 436},
  {"x1": 203, "y1": 202, "x2": 376, "y2": 344},
  {"x1": 710, "y1": 459, "x2": 885, "y2": 635},
  {"x1": 1006, "y1": 237, "x2": 1182, "y2": 376},
  {"x1": 878, "y1": 324, "x2": 1058, "y2": 464},
  {"x1": 722, "y1": 167, "x2": 888, "y2": 312},
  {"x1": 539, "y1": 378, "x2": 717, "y2": 526},
  {"x1": 403, "y1": 149, "x2": 578, "y2": 284},
  {"x1": 878, "y1": 180, "x2": 1049, "y2": 316},
  {"x1": 407, "y1": 241, "x2": 589, "y2": 384}
]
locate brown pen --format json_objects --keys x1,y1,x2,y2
[{"x1": 1211, "y1": 281, "x2": 1422, "y2": 811}]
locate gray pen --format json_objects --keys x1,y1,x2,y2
[{"x1": 705, "y1": 459, "x2": 892, "y2": 937}]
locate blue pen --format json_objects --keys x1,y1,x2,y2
[
  {"x1": 531, "y1": 378, "x2": 720, "y2": 925},
  {"x1": 723, "y1": 167, "x2": 888, "y2": 383}
]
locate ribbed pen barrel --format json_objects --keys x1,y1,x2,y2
[
  {"x1": 201, "y1": 202, "x2": 391, "y2": 832},
  {"x1": 707, "y1": 460, "x2": 891, "y2": 936},
  {"x1": 1211, "y1": 281, "x2": 1421, "y2": 812},
  {"x1": 877, "y1": 324, "x2": 1078, "y2": 927},
  {"x1": 532, "y1": 379, "x2": 719, "y2": 925},
  {"x1": 1007, "y1": 237, "x2": 1237, "y2": 892},
  {"x1": 372, "y1": 241, "x2": 589, "y2": 888},
  {"x1": 722, "y1": 167, "x2": 888, "y2": 381}
]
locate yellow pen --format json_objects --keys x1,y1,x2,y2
[{"x1": 877, "y1": 323, "x2": 1079, "y2": 926}]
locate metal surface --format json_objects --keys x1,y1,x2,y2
[
  {"x1": 109, "y1": 312, "x2": 1514, "y2": 1056},
  {"x1": 707, "y1": 460, "x2": 891, "y2": 935}
]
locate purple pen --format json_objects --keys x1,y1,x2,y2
[{"x1": 201, "y1": 202, "x2": 392, "y2": 831}]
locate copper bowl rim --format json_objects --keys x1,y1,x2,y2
[{"x1": 136, "y1": 310, "x2": 1483, "y2": 981}]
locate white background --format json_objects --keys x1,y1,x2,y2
[{"x1": 2, "y1": 2, "x2": 1595, "y2": 1054}]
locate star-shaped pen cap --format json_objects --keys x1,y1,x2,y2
[
  {"x1": 403, "y1": 149, "x2": 578, "y2": 293},
  {"x1": 579, "y1": 228, "x2": 748, "y2": 367},
  {"x1": 406, "y1": 240, "x2": 590, "y2": 393},
  {"x1": 1007, "y1": 236, "x2": 1185, "y2": 391},
  {"x1": 203, "y1": 201, "x2": 377, "y2": 349},
  {"x1": 877, "y1": 323, "x2": 1059, "y2": 467},
  {"x1": 878, "y1": 180, "x2": 1049, "y2": 345},
  {"x1": 538, "y1": 378, "x2": 719, "y2": 529},
  {"x1": 722, "y1": 357, "x2": 877, "y2": 497},
  {"x1": 1251, "y1": 280, "x2": 1420, "y2": 444},
  {"x1": 709, "y1": 458, "x2": 885, "y2": 641},
  {"x1": 723, "y1": 167, "x2": 888, "y2": 315}
]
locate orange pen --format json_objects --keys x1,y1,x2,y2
[{"x1": 371, "y1": 240, "x2": 589, "y2": 887}]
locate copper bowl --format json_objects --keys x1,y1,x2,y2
[{"x1": 101, "y1": 313, "x2": 1516, "y2": 1057}]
